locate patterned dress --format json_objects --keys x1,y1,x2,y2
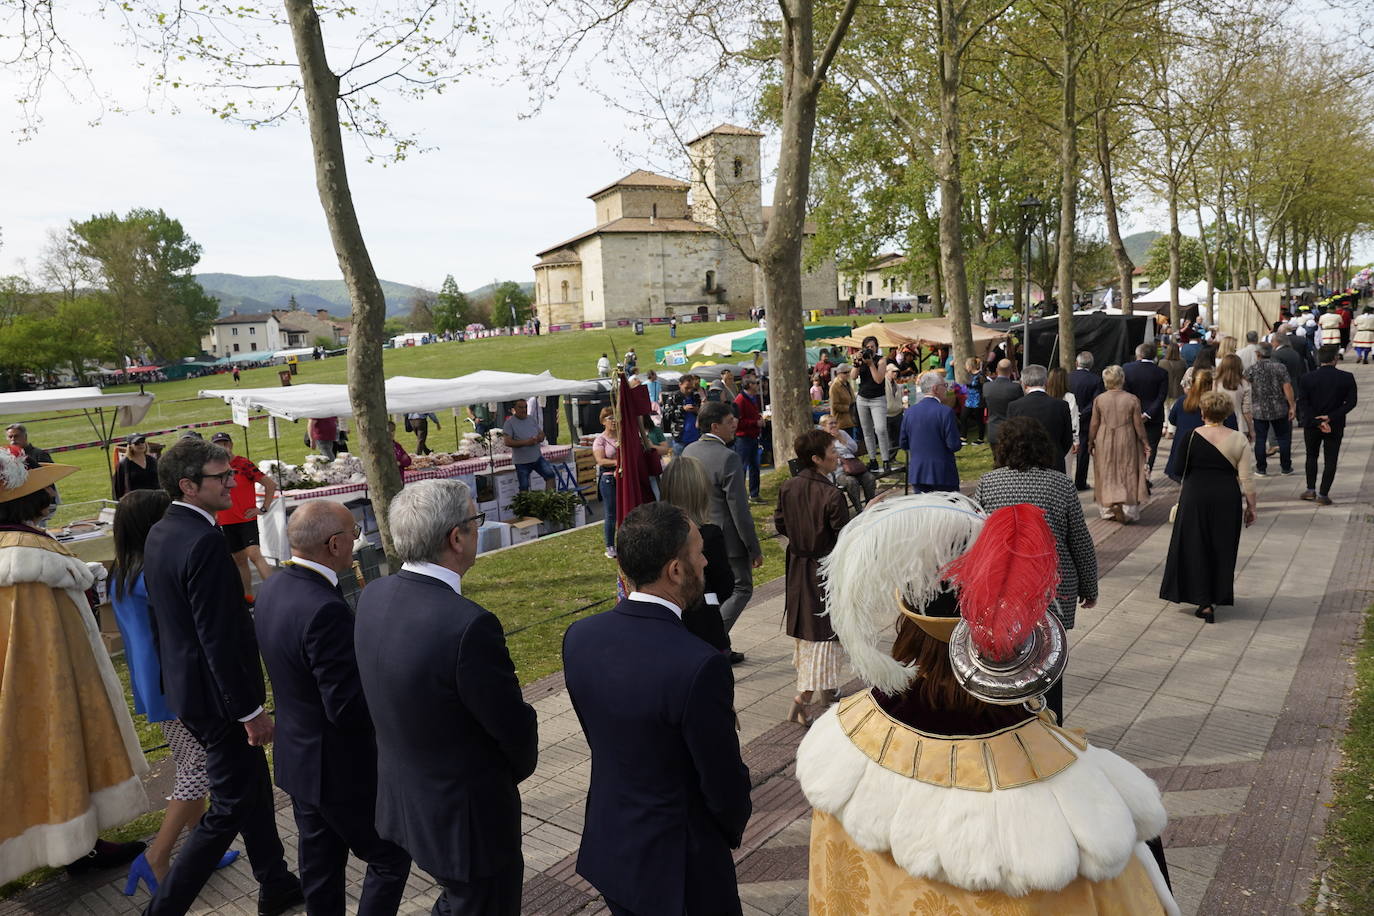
[{"x1": 971, "y1": 466, "x2": 1098, "y2": 629}]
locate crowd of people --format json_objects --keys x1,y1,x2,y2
[{"x1": 0, "y1": 298, "x2": 1364, "y2": 915}]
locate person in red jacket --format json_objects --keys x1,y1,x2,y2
[{"x1": 733, "y1": 377, "x2": 765, "y2": 501}]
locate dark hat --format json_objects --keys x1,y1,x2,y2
[
  {"x1": 126, "y1": 434, "x2": 147, "y2": 446},
  {"x1": 178, "y1": 429, "x2": 204, "y2": 440},
  {"x1": 210, "y1": 431, "x2": 233, "y2": 444}
]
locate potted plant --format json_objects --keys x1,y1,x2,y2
[{"x1": 509, "y1": 489, "x2": 580, "y2": 533}]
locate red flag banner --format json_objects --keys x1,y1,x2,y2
[{"x1": 615, "y1": 375, "x2": 655, "y2": 526}]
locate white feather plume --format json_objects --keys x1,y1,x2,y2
[
  {"x1": 820, "y1": 492, "x2": 985, "y2": 694},
  {"x1": 0, "y1": 448, "x2": 29, "y2": 492}
]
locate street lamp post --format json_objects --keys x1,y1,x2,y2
[{"x1": 1019, "y1": 196, "x2": 1042, "y2": 374}]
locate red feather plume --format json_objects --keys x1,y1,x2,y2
[{"x1": 939, "y1": 504, "x2": 1061, "y2": 661}]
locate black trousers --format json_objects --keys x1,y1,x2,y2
[
  {"x1": 1304, "y1": 426, "x2": 1344, "y2": 496},
  {"x1": 1045, "y1": 676, "x2": 1065, "y2": 726},
  {"x1": 1143, "y1": 417, "x2": 1164, "y2": 473},
  {"x1": 1074, "y1": 419, "x2": 1092, "y2": 489},
  {"x1": 431, "y1": 859, "x2": 523, "y2": 916},
  {"x1": 145, "y1": 717, "x2": 293, "y2": 916},
  {"x1": 413, "y1": 418, "x2": 431, "y2": 455},
  {"x1": 292, "y1": 797, "x2": 411, "y2": 916}
]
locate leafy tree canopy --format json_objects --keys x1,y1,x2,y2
[
  {"x1": 433, "y1": 274, "x2": 472, "y2": 333},
  {"x1": 1143, "y1": 234, "x2": 1207, "y2": 288}
]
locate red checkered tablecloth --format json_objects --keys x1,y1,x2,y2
[{"x1": 280, "y1": 445, "x2": 573, "y2": 503}]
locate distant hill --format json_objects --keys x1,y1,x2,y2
[
  {"x1": 196, "y1": 273, "x2": 434, "y2": 318},
  {"x1": 466, "y1": 281, "x2": 536, "y2": 301},
  {"x1": 1123, "y1": 231, "x2": 1163, "y2": 265},
  {"x1": 196, "y1": 274, "x2": 537, "y2": 318}
]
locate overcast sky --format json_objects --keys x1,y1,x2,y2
[{"x1": 0, "y1": 3, "x2": 1358, "y2": 292}]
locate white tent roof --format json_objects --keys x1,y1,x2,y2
[
  {"x1": 679, "y1": 328, "x2": 757, "y2": 358},
  {"x1": 200, "y1": 371, "x2": 602, "y2": 421},
  {"x1": 1135, "y1": 282, "x2": 1200, "y2": 306},
  {"x1": 0, "y1": 387, "x2": 155, "y2": 426}
]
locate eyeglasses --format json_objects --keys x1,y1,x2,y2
[
  {"x1": 459, "y1": 512, "x2": 486, "y2": 529},
  {"x1": 326, "y1": 524, "x2": 363, "y2": 545},
  {"x1": 191, "y1": 470, "x2": 235, "y2": 485}
]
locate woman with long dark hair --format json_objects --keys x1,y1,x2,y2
[
  {"x1": 853, "y1": 335, "x2": 892, "y2": 469},
  {"x1": 111, "y1": 489, "x2": 239, "y2": 896}
]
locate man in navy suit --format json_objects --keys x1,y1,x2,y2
[
  {"x1": 355, "y1": 479, "x2": 537, "y2": 916},
  {"x1": 254, "y1": 501, "x2": 411, "y2": 915},
  {"x1": 563, "y1": 502, "x2": 752, "y2": 916},
  {"x1": 1008, "y1": 364, "x2": 1076, "y2": 473},
  {"x1": 1297, "y1": 346, "x2": 1358, "y2": 505},
  {"x1": 898, "y1": 370, "x2": 962, "y2": 492},
  {"x1": 1122, "y1": 343, "x2": 1169, "y2": 475},
  {"x1": 1067, "y1": 351, "x2": 1105, "y2": 490},
  {"x1": 142, "y1": 438, "x2": 302, "y2": 916},
  {"x1": 982, "y1": 359, "x2": 1024, "y2": 445}
]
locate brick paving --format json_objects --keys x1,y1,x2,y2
[{"x1": 3, "y1": 363, "x2": 1371, "y2": 915}]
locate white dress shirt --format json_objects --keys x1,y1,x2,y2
[
  {"x1": 402, "y1": 561, "x2": 463, "y2": 595},
  {"x1": 285, "y1": 556, "x2": 339, "y2": 587},
  {"x1": 628, "y1": 590, "x2": 683, "y2": 620}
]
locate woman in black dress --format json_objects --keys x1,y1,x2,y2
[
  {"x1": 113, "y1": 434, "x2": 159, "y2": 498},
  {"x1": 1160, "y1": 391, "x2": 1257, "y2": 623},
  {"x1": 658, "y1": 455, "x2": 734, "y2": 655}
]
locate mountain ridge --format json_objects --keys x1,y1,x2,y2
[{"x1": 194, "y1": 273, "x2": 535, "y2": 318}]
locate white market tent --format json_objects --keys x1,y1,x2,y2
[
  {"x1": 0, "y1": 387, "x2": 157, "y2": 496},
  {"x1": 199, "y1": 371, "x2": 602, "y2": 421},
  {"x1": 1134, "y1": 282, "x2": 1200, "y2": 306}
]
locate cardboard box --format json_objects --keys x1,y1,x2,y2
[
  {"x1": 476, "y1": 521, "x2": 510, "y2": 554},
  {"x1": 509, "y1": 517, "x2": 541, "y2": 545}
]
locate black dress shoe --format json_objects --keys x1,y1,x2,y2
[
  {"x1": 729, "y1": 651, "x2": 745, "y2": 665},
  {"x1": 67, "y1": 839, "x2": 147, "y2": 875},
  {"x1": 258, "y1": 877, "x2": 304, "y2": 916}
]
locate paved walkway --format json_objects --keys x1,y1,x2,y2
[{"x1": 6, "y1": 362, "x2": 1372, "y2": 915}]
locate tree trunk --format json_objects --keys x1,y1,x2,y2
[
  {"x1": 1167, "y1": 181, "x2": 1181, "y2": 333},
  {"x1": 1094, "y1": 108, "x2": 1134, "y2": 315},
  {"x1": 1053, "y1": 0, "x2": 1078, "y2": 371},
  {"x1": 284, "y1": 0, "x2": 402, "y2": 559},
  {"x1": 935, "y1": 0, "x2": 975, "y2": 382}
]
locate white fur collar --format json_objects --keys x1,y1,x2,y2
[
  {"x1": 0, "y1": 542, "x2": 96, "y2": 591},
  {"x1": 797, "y1": 705, "x2": 1172, "y2": 899}
]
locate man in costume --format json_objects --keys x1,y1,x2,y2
[
  {"x1": 799, "y1": 493, "x2": 1178, "y2": 915},
  {"x1": 0, "y1": 447, "x2": 149, "y2": 885}
]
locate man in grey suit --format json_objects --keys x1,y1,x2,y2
[
  {"x1": 983, "y1": 359, "x2": 1024, "y2": 445},
  {"x1": 681, "y1": 401, "x2": 762, "y2": 664}
]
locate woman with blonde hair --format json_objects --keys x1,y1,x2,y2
[
  {"x1": 1217, "y1": 336, "x2": 1238, "y2": 360},
  {"x1": 1161, "y1": 391, "x2": 1256, "y2": 624},
  {"x1": 1166, "y1": 369, "x2": 1236, "y2": 481},
  {"x1": 1213, "y1": 354, "x2": 1253, "y2": 441},
  {"x1": 659, "y1": 456, "x2": 734, "y2": 655},
  {"x1": 1091, "y1": 364, "x2": 1150, "y2": 523}
]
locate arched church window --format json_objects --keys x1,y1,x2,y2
[
  {"x1": 733, "y1": 157, "x2": 743, "y2": 178},
  {"x1": 705, "y1": 270, "x2": 716, "y2": 291},
  {"x1": 561, "y1": 280, "x2": 569, "y2": 302},
  {"x1": 652, "y1": 203, "x2": 658, "y2": 219}
]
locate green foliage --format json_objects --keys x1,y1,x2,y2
[
  {"x1": 1143, "y1": 234, "x2": 1207, "y2": 287},
  {"x1": 1316, "y1": 604, "x2": 1374, "y2": 911},
  {"x1": 433, "y1": 274, "x2": 471, "y2": 333},
  {"x1": 70, "y1": 208, "x2": 218, "y2": 362},
  {"x1": 509, "y1": 489, "x2": 579, "y2": 527},
  {"x1": 488, "y1": 280, "x2": 533, "y2": 328}
]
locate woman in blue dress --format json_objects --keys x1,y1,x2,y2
[{"x1": 111, "y1": 490, "x2": 239, "y2": 896}]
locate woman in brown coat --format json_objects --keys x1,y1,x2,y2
[
  {"x1": 827, "y1": 364, "x2": 857, "y2": 437},
  {"x1": 1090, "y1": 364, "x2": 1151, "y2": 523},
  {"x1": 774, "y1": 429, "x2": 851, "y2": 726}
]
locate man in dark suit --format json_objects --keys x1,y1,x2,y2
[
  {"x1": 898, "y1": 370, "x2": 962, "y2": 492},
  {"x1": 1067, "y1": 351, "x2": 1105, "y2": 490},
  {"x1": 563, "y1": 503, "x2": 752, "y2": 916},
  {"x1": 254, "y1": 501, "x2": 411, "y2": 915},
  {"x1": 1272, "y1": 333, "x2": 1308, "y2": 413},
  {"x1": 982, "y1": 359, "x2": 1024, "y2": 446},
  {"x1": 681, "y1": 400, "x2": 761, "y2": 658},
  {"x1": 1008, "y1": 364, "x2": 1075, "y2": 473},
  {"x1": 1122, "y1": 343, "x2": 1169, "y2": 475},
  {"x1": 1297, "y1": 346, "x2": 1358, "y2": 505},
  {"x1": 142, "y1": 438, "x2": 302, "y2": 916},
  {"x1": 355, "y1": 479, "x2": 537, "y2": 916}
]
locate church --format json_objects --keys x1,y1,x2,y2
[{"x1": 533, "y1": 124, "x2": 839, "y2": 327}]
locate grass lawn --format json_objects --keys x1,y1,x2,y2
[
  {"x1": 6, "y1": 318, "x2": 770, "y2": 511},
  {"x1": 1313, "y1": 602, "x2": 1374, "y2": 911}
]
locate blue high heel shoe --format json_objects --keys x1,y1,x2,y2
[{"x1": 122, "y1": 849, "x2": 241, "y2": 896}]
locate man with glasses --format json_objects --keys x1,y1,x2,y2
[
  {"x1": 254, "y1": 502, "x2": 412, "y2": 915},
  {"x1": 209, "y1": 431, "x2": 277, "y2": 601},
  {"x1": 142, "y1": 437, "x2": 302, "y2": 916},
  {"x1": 356, "y1": 479, "x2": 537, "y2": 915}
]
